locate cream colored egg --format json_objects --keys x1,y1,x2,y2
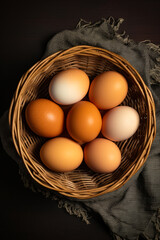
[
  {"x1": 101, "y1": 106, "x2": 140, "y2": 141},
  {"x1": 40, "y1": 137, "x2": 83, "y2": 172},
  {"x1": 49, "y1": 68, "x2": 90, "y2": 105}
]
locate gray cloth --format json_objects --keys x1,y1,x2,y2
[{"x1": 0, "y1": 17, "x2": 160, "y2": 240}]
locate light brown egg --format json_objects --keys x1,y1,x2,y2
[
  {"x1": 40, "y1": 137, "x2": 83, "y2": 172},
  {"x1": 84, "y1": 138, "x2": 121, "y2": 173},
  {"x1": 89, "y1": 71, "x2": 128, "y2": 109}
]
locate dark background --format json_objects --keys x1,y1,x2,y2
[{"x1": 0, "y1": 1, "x2": 160, "y2": 240}]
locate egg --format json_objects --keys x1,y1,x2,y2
[
  {"x1": 66, "y1": 101, "x2": 102, "y2": 144},
  {"x1": 49, "y1": 68, "x2": 90, "y2": 105},
  {"x1": 25, "y1": 98, "x2": 64, "y2": 137},
  {"x1": 40, "y1": 137, "x2": 83, "y2": 172},
  {"x1": 84, "y1": 138, "x2": 121, "y2": 173},
  {"x1": 89, "y1": 71, "x2": 128, "y2": 109},
  {"x1": 101, "y1": 106, "x2": 140, "y2": 141}
]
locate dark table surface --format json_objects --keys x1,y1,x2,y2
[{"x1": 1, "y1": 1, "x2": 160, "y2": 240}]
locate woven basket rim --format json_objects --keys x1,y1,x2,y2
[{"x1": 9, "y1": 45, "x2": 156, "y2": 199}]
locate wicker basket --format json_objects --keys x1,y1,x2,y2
[{"x1": 9, "y1": 45, "x2": 156, "y2": 199}]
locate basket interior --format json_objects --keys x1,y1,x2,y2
[{"x1": 15, "y1": 48, "x2": 149, "y2": 197}]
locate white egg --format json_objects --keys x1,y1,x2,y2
[
  {"x1": 49, "y1": 68, "x2": 90, "y2": 105},
  {"x1": 101, "y1": 106, "x2": 140, "y2": 141}
]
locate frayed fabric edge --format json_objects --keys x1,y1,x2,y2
[
  {"x1": 57, "y1": 200, "x2": 91, "y2": 224},
  {"x1": 76, "y1": 16, "x2": 133, "y2": 45},
  {"x1": 19, "y1": 167, "x2": 91, "y2": 225},
  {"x1": 141, "y1": 41, "x2": 160, "y2": 84},
  {"x1": 76, "y1": 17, "x2": 160, "y2": 85},
  {"x1": 76, "y1": 16, "x2": 124, "y2": 31}
]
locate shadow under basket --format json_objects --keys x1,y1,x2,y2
[{"x1": 9, "y1": 45, "x2": 156, "y2": 199}]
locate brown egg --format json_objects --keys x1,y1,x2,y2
[
  {"x1": 89, "y1": 71, "x2": 128, "y2": 109},
  {"x1": 84, "y1": 138, "x2": 121, "y2": 173},
  {"x1": 40, "y1": 137, "x2": 83, "y2": 172},
  {"x1": 25, "y1": 98, "x2": 64, "y2": 137},
  {"x1": 66, "y1": 101, "x2": 102, "y2": 144}
]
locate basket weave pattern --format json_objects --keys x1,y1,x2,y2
[{"x1": 9, "y1": 45, "x2": 156, "y2": 199}]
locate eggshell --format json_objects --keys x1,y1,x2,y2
[
  {"x1": 89, "y1": 71, "x2": 128, "y2": 109},
  {"x1": 49, "y1": 68, "x2": 90, "y2": 105},
  {"x1": 40, "y1": 137, "x2": 83, "y2": 172},
  {"x1": 84, "y1": 138, "x2": 121, "y2": 173},
  {"x1": 66, "y1": 101, "x2": 102, "y2": 144},
  {"x1": 25, "y1": 98, "x2": 64, "y2": 137},
  {"x1": 101, "y1": 106, "x2": 140, "y2": 141}
]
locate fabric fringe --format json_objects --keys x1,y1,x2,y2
[
  {"x1": 112, "y1": 20, "x2": 160, "y2": 85},
  {"x1": 141, "y1": 40, "x2": 160, "y2": 84},
  {"x1": 76, "y1": 16, "x2": 134, "y2": 45},
  {"x1": 76, "y1": 17, "x2": 160, "y2": 86},
  {"x1": 57, "y1": 200, "x2": 90, "y2": 224},
  {"x1": 19, "y1": 166, "x2": 91, "y2": 224},
  {"x1": 150, "y1": 58, "x2": 160, "y2": 84},
  {"x1": 76, "y1": 16, "x2": 124, "y2": 31},
  {"x1": 107, "y1": 17, "x2": 134, "y2": 45}
]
